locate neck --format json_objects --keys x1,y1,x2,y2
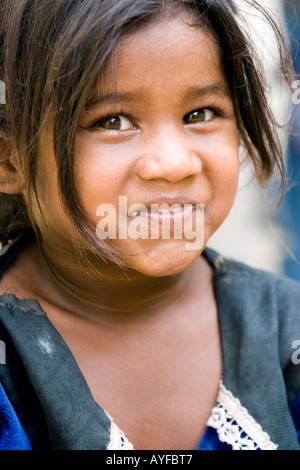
[{"x1": 31, "y1": 238, "x2": 203, "y2": 324}]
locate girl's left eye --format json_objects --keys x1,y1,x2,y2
[
  {"x1": 92, "y1": 114, "x2": 135, "y2": 131},
  {"x1": 183, "y1": 108, "x2": 215, "y2": 125}
]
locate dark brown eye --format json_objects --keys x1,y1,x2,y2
[
  {"x1": 183, "y1": 109, "x2": 214, "y2": 124},
  {"x1": 96, "y1": 115, "x2": 133, "y2": 131}
]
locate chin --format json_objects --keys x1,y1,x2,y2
[{"x1": 123, "y1": 244, "x2": 203, "y2": 278}]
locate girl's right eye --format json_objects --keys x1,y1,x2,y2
[{"x1": 89, "y1": 114, "x2": 135, "y2": 131}]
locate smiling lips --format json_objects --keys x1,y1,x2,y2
[{"x1": 129, "y1": 203, "x2": 199, "y2": 231}]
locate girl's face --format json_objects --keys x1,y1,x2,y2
[{"x1": 38, "y1": 13, "x2": 239, "y2": 277}]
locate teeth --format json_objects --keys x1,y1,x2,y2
[
  {"x1": 130, "y1": 207, "x2": 191, "y2": 217},
  {"x1": 154, "y1": 209, "x2": 170, "y2": 214},
  {"x1": 153, "y1": 208, "x2": 183, "y2": 214},
  {"x1": 169, "y1": 207, "x2": 185, "y2": 213},
  {"x1": 129, "y1": 205, "x2": 196, "y2": 217},
  {"x1": 130, "y1": 210, "x2": 141, "y2": 217}
]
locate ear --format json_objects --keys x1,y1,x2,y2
[{"x1": 0, "y1": 137, "x2": 24, "y2": 194}]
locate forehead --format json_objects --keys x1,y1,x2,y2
[{"x1": 94, "y1": 13, "x2": 227, "y2": 104}]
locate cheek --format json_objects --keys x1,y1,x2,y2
[
  {"x1": 212, "y1": 151, "x2": 239, "y2": 197},
  {"x1": 203, "y1": 132, "x2": 239, "y2": 225},
  {"x1": 204, "y1": 127, "x2": 239, "y2": 183},
  {"x1": 74, "y1": 138, "x2": 131, "y2": 216}
]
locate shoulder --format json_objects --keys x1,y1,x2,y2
[
  {"x1": 205, "y1": 247, "x2": 300, "y2": 408},
  {"x1": 206, "y1": 247, "x2": 300, "y2": 348},
  {"x1": 205, "y1": 246, "x2": 300, "y2": 370},
  {"x1": 205, "y1": 246, "x2": 300, "y2": 309}
]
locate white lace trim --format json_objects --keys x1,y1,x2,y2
[
  {"x1": 207, "y1": 382, "x2": 278, "y2": 450},
  {"x1": 106, "y1": 414, "x2": 134, "y2": 450},
  {"x1": 106, "y1": 382, "x2": 278, "y2": 450}
]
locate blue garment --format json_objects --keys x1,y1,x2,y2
[
  {"x1": 291, "y1": 389, "x2": 300, "y2": 442},
  {"x1": 0, "y1": 382, "x2": 31, "y2": 450},
  {"x1": 196, "y1": 389, "x2": 300, "y2": 450},
  {"x1": 0, "y1": 233, "x2": 300, "y2": 450},
  {"x1": 196, "y1": 427, "x2": 232, "y2": 450}
]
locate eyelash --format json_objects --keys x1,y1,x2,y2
[
  {"x1": 83, "y1": 109, "x2": 136, "y2": 131},
  {"x1": 83, "y1": 105, "x2": 226, "y2": 132},
  {"x1": 184, "y1": 106, "x2": 225, "y2": 125}
]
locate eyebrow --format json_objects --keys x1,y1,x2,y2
[
  {"x1": 84, "y1": 83, "x2": 231, "y2": 109},
  {"x1": 84, "y1": 91, "x2": 146, "y2": 109},
  {"x1": 186, "y1": 83, "x2": 231, "y2": 100}
]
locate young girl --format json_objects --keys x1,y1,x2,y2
[{"x1": 0, "y1": 0, "x2": 299, "y2": 451}]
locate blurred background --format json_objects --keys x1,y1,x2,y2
[{"x1": 208, "y1": 0, "x2": 300, "y2": 281}]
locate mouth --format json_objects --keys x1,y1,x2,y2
[{"x1": 128, "y1": 199, "x2": 202, "y2": 231}]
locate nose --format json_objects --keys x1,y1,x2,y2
[{"x1": 135, "y1": 127, "x2": 202, "y2": 182}]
